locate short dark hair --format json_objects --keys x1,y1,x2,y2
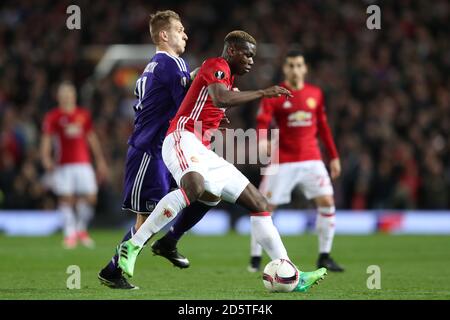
[
  {"x1": 285, "y1": 49, "x2": 304, "y2": 59},
  {"x1": 149, "y1": 10, "x2": 181, "y2": 44},
  {"x1": 224, "y1": 30, "x2": 257, "y2": 47}
]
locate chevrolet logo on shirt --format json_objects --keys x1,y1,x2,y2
[{"x1": 287, "y1": 111, "x2": 313, "y2": 127}]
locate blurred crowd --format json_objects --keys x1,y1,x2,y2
[{"x1": 0, "y1": 0, "x2": 449, "y2": 217}]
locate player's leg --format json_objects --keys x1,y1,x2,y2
[
  {"x1": 117, "y1": 171, "x2": 204, "y2": 277},
  {"x1": 75, "y1": 194, "x2": 96, "y2": 248},
  {"x1": 54, "y1": 165, "x2": 78, "y2": 249},
  {"x1": 235, "y1": 183, "x2": 290, "y2": 261},
  {"x1": 151, "y1": 170, "x2": 213, "y2": 266},
  {"x1": 151, "y1": 199, "x2": 214, "y2": 268},
  {"x1": 301, "y1": 160, "x2": 344, "y2": 272},
  {"x1": 248, "y1": 164, "x2": 296, "y2": 272},
  {"x1": 98, "y1": 213, "x2": 144, "y2": 289},
  {"x1": 235, "y1": 182, "x2": 327, "y2": 292},
  {"x1": 73, "y1": 164, "x2": 98, "y2": 247},
  {"x1": 128, "y1": 171, "x2": 204, "y2": 247},
  {"x1": 125, "y1": 131, "x2": 210, "y2": 246},
  {"x1": 59, "y1": 195, "x2": 78, "y2": 249},
  {"x1": 313, "y1": 195, "x2": 344, "y2": 271},
  {"x1": 248, "y1": 203, "x2": 277, "y2": 272},
  {"x1": 99, "y1": 147, "x2": 159, "y2": 288},
  {"x1": 117, "y1": 132, "x2": 216, "y2": 277}
]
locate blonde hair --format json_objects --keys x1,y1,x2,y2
[{"x1": 149, "y1": 10, "x2": 181, "y2": 44}]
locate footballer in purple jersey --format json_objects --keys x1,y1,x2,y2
[
  {"x1": 98, "y1": 10, "x2": 211, "y2": 290},
  {"x1": 122, "y1": 51, "x2": 190, "y2": 214}
]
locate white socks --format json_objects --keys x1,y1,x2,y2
[
  {"x1": 250, "y1": 229, "x2": 263, "y2": 257},
  {"x1": 250, "y1": 207, "x2": 337, "y2": 258},
  {"x1": 76, "y1": 200, "x2": 94, "y2": 232},
  {"x1": 131, "y1": 189, "x2": 189, "y2": 247},
  {"x1": 250, "y1": 215, "x2": 289, "y2": 260},
  {"x1": 60, "y1": 203, "x2": 76, "y2": 237},
  {"x1": 316, "y1": 206, "x2": 336, "y2": 254}
]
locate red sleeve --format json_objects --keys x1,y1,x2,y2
[
  {"x1": 317, "y1": 92, "x2": 339, "y2": 159},
  {"x1": 201, "y1": 59, "x2": 231, "y2": 86},
  {"x1": 42, "y1": 112, "x2": 56, "y2": 134}
]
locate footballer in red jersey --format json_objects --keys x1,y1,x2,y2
[
  {"x1": 41, "y1": 82, "x2": 108, "y2": 249},
  {"x1": 249, "y1": 51, "x2": 344, "y2": 272},
  {"x1": 118, "y1": 31, "x2": 328, "y2": 291}
]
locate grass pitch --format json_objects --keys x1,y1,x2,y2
[{"x1": 1, "y1": 231, "x2": 449, "y2": 300}]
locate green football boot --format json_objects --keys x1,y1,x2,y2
[
  {"x1": 293, "y1": 267, "x2": 327, "y2": 292},
  {"x1": 117, "y1": 240, "x2": 143, "y2": 278}
]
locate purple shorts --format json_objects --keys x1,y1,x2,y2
[{"x1": 122, "y1": 146, "x2": 176, "y2": 214}]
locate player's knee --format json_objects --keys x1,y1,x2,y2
[
  {"x1": 181, "y1": 172, "x2": 205, "y2": 202},
  {"x1": 59, "y1": 196, "x2": 74, "y2": 206},
  {"x1": 83, "y1": 194, "x2": 97, "y2": 205},
  {"x1": 180, "y1": 181, "x2": 204, "y2": 203},
  {"x1": 316, "y1": 195, "x2": 334, "y2": 208}
]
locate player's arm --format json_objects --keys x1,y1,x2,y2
[
  {"x1": 83, "y1": 112, "x2": 108, "y2": 181},
  {"x1": 40, "y1": 113, "x2": 55, "y2": 171},
  {"x1": 87, "y1": 131, "x2": 109, "y2": 181},
  {"x1": 40, "y1": 133, "x2": 54, "y2": 171},
  {"x1": 207, "y1": 83, "x2": 292, "y2": 108},
  {"x1": 189, "y1": 67, "x2": 200, "y2": 83},
  {"x1": 317, "y1": 93, "x2": 340, "y2": 179}
]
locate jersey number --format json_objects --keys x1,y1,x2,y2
[{"x1": 134, "y1": 76, "x2": 148, "y2": 111}]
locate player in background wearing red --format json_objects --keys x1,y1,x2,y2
[
  {"x1": 249, "y1": 51, "x2": 344, "y2": 272},
  {"x1": 117, "y1": 31, "x2": 327, "y2": 292},
  {"x1": 41, "y1": 82, "x2": 108, "y2": 249}
]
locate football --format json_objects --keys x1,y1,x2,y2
[{"x1": 262, "y1": 258, "x2": 300, "y2": 292}]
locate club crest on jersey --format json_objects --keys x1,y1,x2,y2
[
  {"x1": 146, "y1": 201, "x2": 156, "y2": 212},
  {"x1": 283, "y1": 100, "x2": 292, "y2": 109},
  {"x1": 306, "y1": 97, "x2": 317, "y2": 109},
  {"x1": 214, "y1": 70, "x2": 225, "y2": 80},
  {"x1": 181, "y1": 76, "x2": 188, "y2": 87}
]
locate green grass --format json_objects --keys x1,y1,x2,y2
[{"x1": 1, "y1": 231, "x2": 449, "y2": 300}]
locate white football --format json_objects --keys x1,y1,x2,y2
[{"x1": 262, "y1": 258, "x2": 299, "y2": 292}]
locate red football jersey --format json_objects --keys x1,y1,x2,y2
[
  {"x1": 257, "y1": 82, "x2": 338, "y2": 163},
  {"x1": 42, "y1": 107, "x2": 93, "y2": 164},
  {"x1": 167, "y1": 57, "x2": 234, "y2": 145}
]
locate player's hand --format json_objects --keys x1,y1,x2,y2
[
  {"x1": 330, "y1": 158, "x2": 341, "y2": 180},
  {"x1": 96, "y1": 160, "x2": 109, "y2": 184},
  {"x1": 262, "y1": 86, "x2": 293, "y2": 98},
  {"x1": 189, "y1": 67, "x2": 201, "y2": 81},
  {"x1": 42, "y1": 158, "x2": 55, "y2": 172}
]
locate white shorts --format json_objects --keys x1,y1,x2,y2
[
  {"x1": 162, "y1": 131, "x2": 250, "y2": 204},
  {"x1": 52, "y1": 163, "x2": 98, "y2": 196},
  {"x1": 259, "y1": 160, "x2": 333, "y2": 205}
]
